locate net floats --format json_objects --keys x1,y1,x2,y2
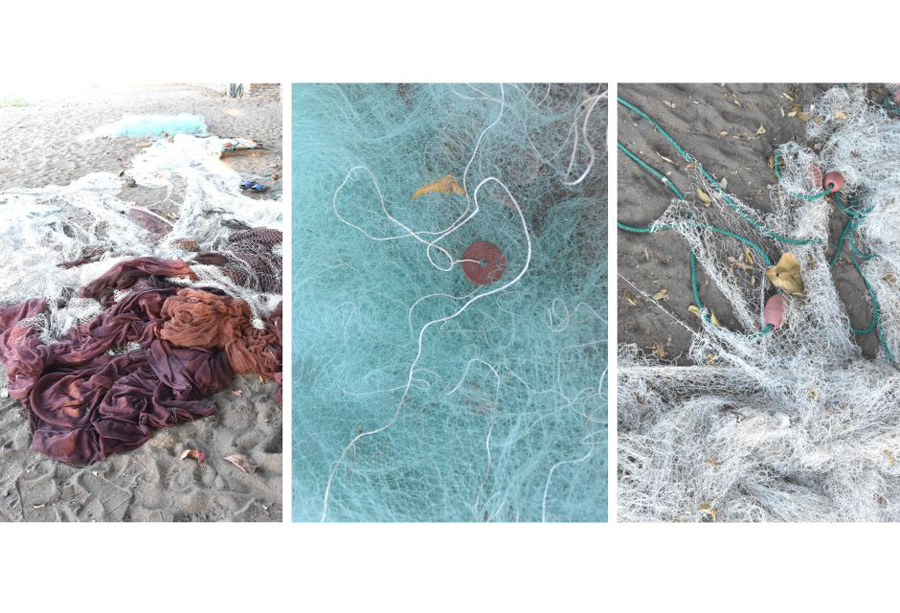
[{"x1": 462, "y1": 241, "x2": 506, "y2": 285}]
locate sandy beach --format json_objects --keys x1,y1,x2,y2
[
  {"x1": 617, "y1": 83, "x2": 890, "y2": 361},
  {"x1": 0, "y1": 84, "x2": 283, "y2": 522}
]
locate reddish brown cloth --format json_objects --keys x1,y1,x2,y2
[
  {"x1": 79, "y1": 257, "x2": 197, "y2": 306},
  {"x1": 159, "y1": 288, "x2": 282, "y2": 386},
  {"x1": 0, "y1": 257, "x2": 280, "y2": 465}
]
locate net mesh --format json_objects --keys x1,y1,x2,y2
[
  {"x1": 619, "y1": 85, "x2": 900, "y2": 522},
  {"x1": 293, "y1": 83, "x2": 608, "y2": 522},
  {"x1": 0, "y1": 133, "x2": 283, "y2": 341}
]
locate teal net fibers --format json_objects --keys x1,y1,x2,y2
[
  {"x1": 293, "y1": 84, "x2": 608, "y2": 522},
  {"x1": 86, "y1": 113, "x2": 209, "y2": 138}
]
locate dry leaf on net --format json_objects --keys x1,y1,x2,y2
[
  {"x1": 647, "y1": 342, "x2": 667, "y2": 359},
  {"x1": 767, "y1": 252, "x2": 805, "y2": 295},
  {"x1": 688, "y1": 304, "x2": 721, "y2": 327},
  {"x1": 411, "y1": 174, "x2": 465, "y2": 200},
  {"x1": 699, "y1": 502, "x2": 718, "y2": 522},
  {"x1": 697, "y1": 187, "x2": 712, "y2": 205}
]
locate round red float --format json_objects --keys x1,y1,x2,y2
[
  {"x1": 823, "y1": 171, "x2": 844, "y2": 193},
  {"x1": 764, "y1": 294, "x2": 784, "y2": 329},
  {"x1": 462, "y1": 241, "x2": 506, "y2": 286}
]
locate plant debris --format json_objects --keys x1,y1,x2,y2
[
  {"x1": 767, "y1": 252, "x2": 805, "y2": 295},
  {"x1": 411, "y1": 174, "x2": 465, "y2": 200}
]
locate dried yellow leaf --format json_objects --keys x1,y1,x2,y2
[
  {"x1": 652, "y1": 288, "x2": 669, "y2": 301},
  {"x1": 697, "y1": 187, "x2": 712, "y2": 205},
  {"x1": 710, "y1": 311, "x2": 721, "y2": 327},
  {"x1": 835, "y1": 110, "x2": 849, "y2": 120},
  {"x1": 649, "y1": 342, "x2": 666, "y2": 359},
  {"x1": 719, "y1": 130, "x2": 728, "y2": 138},
  {"x1": 767, "y1": 252, "x2": 805, "y2": 295},
  {"x1": 657, "y1": 152, "x2": 676, "y2": 165},
  {"x1": 781, "y1": 92, "x2": 794, "y2": 102},
  {"x1": 744, "y1": 246, "x2": 754, "y2": 266},
  {"x1": 688, "y1": 305, "x2": 702, "y2": 317},
  {"x1": 624, "y1": 290, "x2": 638, "y2": 307},
  {"x1": 768, "y1": 155, "x2": 775, "y2": 170},
  {"x1": 411, "y1": 174, "x2": 465, "y2": 200},
  {"x1": 699, "y1": 503, "x2": 717, "y2": 522},
  {"x1": 755, "y1": 124, "x2": 767, "y2": 136}
]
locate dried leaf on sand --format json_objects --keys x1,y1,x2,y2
[
  {"x1": 224, "y1": 454, "x2": 257, "y2": 474},
  {"x1": 624, "y1": 290, "x2": 639, "y2": 307}
]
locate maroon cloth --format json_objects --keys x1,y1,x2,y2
[
  {"x1": 0, "y1": 258, "x2": 281, "y2": 465},
  {"x1": 79, "y1": 257, "x2": 197, "y2": 307}
]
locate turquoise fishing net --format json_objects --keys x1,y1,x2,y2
[
  {"x1": 293, "y1": 84, "x2": 607, "y2": 521},
  {"x1": 89, "y1": 113, "x2": 209, "y2": 138}
]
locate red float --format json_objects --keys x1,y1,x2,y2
[
  {"x1": 764, "y1": 294, "x2": 784, "y2": 329},
  {"x1": 823, "y1": 171, "x2": 844, "y2": 193},
  {"x1": 462, "y1": 241, "x2": 506, "y2": 286}
]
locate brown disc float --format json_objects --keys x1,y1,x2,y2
[{"x1": 462, "y1": 241, "x2": 506, "y2": 286}]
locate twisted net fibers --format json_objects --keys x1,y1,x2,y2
[
  {"x1": 618, "y1": 85, "x2": 900, "y2": 522},
  {"x1": 0, "y1": 132, "x2": 283, "y2": 463},
  {"x1": 0, "y1": 133, "x2": 283, "y2": 339},
  {"x1": 294, "y1": 83, "x2": 607, "y2": 522}
]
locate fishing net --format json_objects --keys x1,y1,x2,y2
[
  {"x1": 619, "y1": 85, "x2": 900, "y2": 522},
  {"x1": 294, "y1": 83, "x2": 607, "y2": 522},
  {"x1": 84, "y1": 113, "x2": 209, "y2": 139},
  {"x1": 0, "y1": 132, "x2": 283, "y2": 343}
]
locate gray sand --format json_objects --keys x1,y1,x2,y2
[
  {"x1": 0, "y1": 84, "x2": 283, "y2": 522},
  {"x1": 617, "y1": 83, "x2": 887, "y2": 362}
]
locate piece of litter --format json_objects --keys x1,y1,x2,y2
[
  {"x1": 224, "y1": 454, "x2": 257, "y2": 474},
  {"x1": 180, "y1": 448, "x2": 206, "y2": 467}
]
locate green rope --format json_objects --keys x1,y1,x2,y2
[
  {"x1": 617, "y1": 139, "x2": 773, "y2": 337},
  {"x1": 772, "y1": 150, "x2": 832, "y2": 200},
  {"x1": 617, "y1": 142, "x2": 685, "y2": 200},
  {"x1": 618, "y1": 96, "x2": 822, "y2": 247},
  {"x1": 617, "y1": 97, "x2": 895, "y2": 360}
]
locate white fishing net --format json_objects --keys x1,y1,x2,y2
[
  {"x1": 0, "y1": 133, "x2": 283, "y2": 341},
  {"x1": 619, "y1": 85, "x2": 900, "y2": 522}
]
